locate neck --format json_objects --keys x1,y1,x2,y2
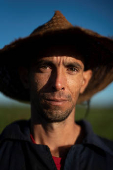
[{"x1": 31, "y1": 107, "x2": 83, "y2": 157}]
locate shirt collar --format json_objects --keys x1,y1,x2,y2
[
  {"x1": 1, "y1": 119, "x2": 113, "y2": 156},
  {"x1": 77, "y1": 120, "x2": 113, "y2": 156}
]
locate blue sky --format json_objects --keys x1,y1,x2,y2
[{"x1": 0, "y1": 0, "x2": 113, "y2": 107}]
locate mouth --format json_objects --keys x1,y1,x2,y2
[{"x1": 45, "y1": 98, "x2": 68, "y2": 106}]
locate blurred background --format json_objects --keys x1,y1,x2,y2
[{"x1": 0, "y1": 0, "x2": 113, "y2": 139}]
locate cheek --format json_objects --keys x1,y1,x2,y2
[
  {"x1": 30, "y1": 73, "x2": 50, "y2": 92},
  {"x1": 67, "y1": 75, "x2": 83, "y2": 99}
]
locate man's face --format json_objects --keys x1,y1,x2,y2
[{"x1": 23, "y1": 55, "x2": 92, "y2": 123}]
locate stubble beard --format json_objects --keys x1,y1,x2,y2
[
  {"x1": 40, "y1": 105, "x2": 75, "y2": 123},
  {"x1": 33, "y1": 99, "x2": 75, "y2": 123},
  {"x1": 32, "y1": 92, "x2": 76, "y2": 123}
]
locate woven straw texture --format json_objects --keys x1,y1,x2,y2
[{"x1": 0, "y1": 11, "x2": 113, "y2": 104}]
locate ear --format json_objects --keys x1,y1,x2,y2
[
  {"x1": 80, "y1": 70, "x2": 92, "y2": 94},
  {"x1": 18, "y1": 67, "x2": 29, "y2": 89}
]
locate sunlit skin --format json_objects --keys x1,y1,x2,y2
[{"x1": 19, "y1": 55, "x2": 92, "y2": 157}]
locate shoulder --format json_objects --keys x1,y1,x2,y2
[
  {"x1": 78, "y1": 120, "x2": 113, "y2": 156},
  {"x1": 99, "y1": 136, "x2": 113, "y2": 151},
  {"x1": 0, "y1": 119, "x2": 30, "y2": 142}
]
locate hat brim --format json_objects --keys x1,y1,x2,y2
[{"x1": 0, "y1": 27, "x2": 113, "y2": 103}]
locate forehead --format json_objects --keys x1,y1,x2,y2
[
  {"x1": 33, "y1": 45, "x2": 85, "y2": 66},
  {"x1": 37, "y1": 56, "x2": 84, "y2": 67}
]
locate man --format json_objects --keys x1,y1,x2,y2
[{"x1": 0, "y1": 11, "x2": 113, "y2": 170}]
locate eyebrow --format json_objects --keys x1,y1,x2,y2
[
  {"x1": 35, "y1": 60, "x2": 83, "y2": 70},
  {"x1": 35, "y1": 60, "x2": 55, "y2": 67},
  {"x1": 64, "y1": 62, "x2": 83, "y2": 70}
]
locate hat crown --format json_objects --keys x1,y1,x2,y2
[{"x1": 31, "y1": 11, "x2": 73, "y2": 35}]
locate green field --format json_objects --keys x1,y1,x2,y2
[{"x1": 0, "y1": 105, "x2": 113, "y2": 140}]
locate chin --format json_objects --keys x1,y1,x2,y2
[{"x1": 41, "y1": 108, "x2": 73, "y2": 123}]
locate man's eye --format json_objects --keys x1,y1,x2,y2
[
  {"x1": 67, "y1": 67, "x2": 78, "y2": 72},
  {"x1": 39, "y1": 65, "x2": 52, "y2": 73},
  {"x1": 41, "y1": 65, "x2": 50, "y2": 69}
]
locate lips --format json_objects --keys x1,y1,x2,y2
[
  {"x1": 46, "y1": 98, "x2": 67, "y2": 102},
  {"x1": 44, "y1": 98, "x2": 68, "y2": 106}
]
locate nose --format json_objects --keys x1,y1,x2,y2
[{"x1": 52, "y1": 68, "x2": 66, "y2": 91}]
